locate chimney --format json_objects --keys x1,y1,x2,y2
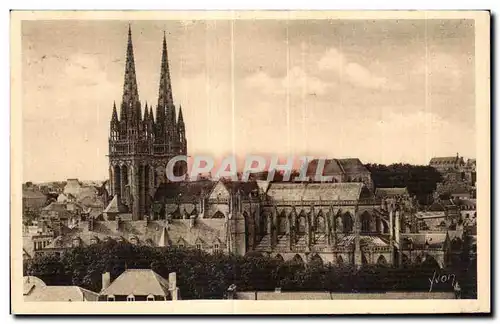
[
  {"x1": 189, "y1": 215, "x2": 196, "y2": 228},
  {"x1": 227, "y1": 284, "x2": 237, "y2": 300},
  {"x1": 168, "y1": 272, "x2": 179, "y2": 301},
  {"x1": 102, "y1": 272, "x2": 111, "y2": 291}
]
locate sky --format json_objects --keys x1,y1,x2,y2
[{"x1": 21, "y1": 19, "x2": 476, "y2": 182}]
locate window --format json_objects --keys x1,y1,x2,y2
[
  {"x1": 213, "y1": 244, "x2": 220, "y2": 253},
  {"x1": 127, "y1": 294, "x2": 135, "y2": 302},
  {"x1": 297, "y1": 216, "x2": 306, "y2": 234},
  {"x1": 147, "y1": 294, "x2": 155, "y2": 301},
  {"x1": 196, "y1": 243, "x2": 202, "y2": 250},
  {"x1": 107, "y1": 295, "x2": 115, "y2": 302}
]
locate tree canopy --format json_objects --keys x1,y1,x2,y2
[
  {"x1": 23, "y1": 242, "x2": 476, "y2": 299},
  {"x1": 365, "y1": 163, "x2": 443, "y2": 205}
]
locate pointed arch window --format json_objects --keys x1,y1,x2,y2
[
  {"x1": 316, "y1": 215, "x2": 326, "y2": 233},
  {"x1": 361, "y1": 212, "x2": 372, "y2": 233},
  {"x1": 260, "y1": 213, "x2": 269, "y2": 235},
  {"x1": 297, "y1": 216, "x2": 307, "y2": 234},
  {"x1": 342, "y1": 213, "x2": 353, "y2": 233},
  {"x1": 277, "y1": 211, "x2": 287, "y2": 234}
]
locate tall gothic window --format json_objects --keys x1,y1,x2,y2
[
  {"x1": 277, "y1": 211, "x2": 287, "y2": 234},
  {"x1": 361, "y1": 211, "x2": 372, "y2": 233},
  {"x1": 298, "y1": 216, "x2": 306, "y2": 234},
  {"x1": 342, "y1": 213, "x2": 353, "y2": 233},
  {"x1": 316, "y1": 215, "x2": 326, "y2": 233},
  {"x1": 260, "y1": 214, "x2": 268, "y2": 235}
]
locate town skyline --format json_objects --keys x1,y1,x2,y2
[{"x1": 22, "y1": 19, "x2": 476, "y2": 182}]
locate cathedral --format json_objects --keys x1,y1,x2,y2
[
  {"x1": 22, "y1": 27, "x2": 473, "y2": 275},
  {"x1": 107, "y1": 26, "x2": 187, "y2": 221},
  {"x1": 96, "y1": 27, "x2": 467, "y2": 269}
]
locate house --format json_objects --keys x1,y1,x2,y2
[
  {"x1": 22, "y1": 188, "x2": 47, "y2": 210},
  {"x1": 23, "y1": 276, "x2": 98, "y2": 302},
  {"x1": 98, "y1": 270, "x2": 180, "y2": 301}
]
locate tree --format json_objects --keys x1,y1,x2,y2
[{"x1": 365, "y1": 163, "x2": 443, "y2": 205}]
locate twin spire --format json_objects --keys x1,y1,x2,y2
[{"x1": 111, "y1": 26, "x2": 185, "y2": 142}]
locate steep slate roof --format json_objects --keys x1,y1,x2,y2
[
  {"x1": 222, "y1": 181, "x2": 259, "y2": 196},
  {"x1": 100, "y1": 269, "x2": 170, "y2": 296},
  {"x1": 307, "y1": 159, "x2": 344, "y2": 176},
  {"x1": 400, "y1": 232, "x2": 462, "y2": 249},
  {"x1": 430, "y1": 156, "x2": 457, "y2": 163},
  {"x1": 22, "y1": 189, "x2": 47, "y2": 200},
  {"x1": 427, "y1": 201, "x2": 446, "y2": 212},
  {"x1": 375, "y1": 187, "x2": 409, "y2": 199},
  {"x1": 337, "y1": 158, "x2": 370, "y2": 174},
  {"x1": 42, "y1": 202, "x2": 67, "y2": 213},
  {"x1": 154, "y1": 180, "x2": 217, "y2": 202},
  {"x1": 104, "y1": 195, "x2": 120, "y2": 213},
  {"x1": 266, "y1": 183, "x2": 366, "y2": 201},
  {"x1": 24, "y1": 286, "x2": 98, "y2": 301},
  {"x1": 42, "y1": 218, "x2": 227, "y2": 250},
  {"x1": 336, "y1": 235, "x2": 389, "y2": 248},
  {"x1": 23, "y1": 276, "x2": 46, "y2": 296}
]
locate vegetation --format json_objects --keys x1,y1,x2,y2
[
  {"x1": 365, "y1": 163, "x2": 443, "y2": 205},
  {"x1": 24, "y1": 242, "x2": 476, "y2": 299}
]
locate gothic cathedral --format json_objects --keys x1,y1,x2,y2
[{"x1": 108, "y1": 26, "x2": 187, "y2": 220}]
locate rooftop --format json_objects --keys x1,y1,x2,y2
[{"x1": 100, "y1": 269, "x2": 170, "y2": 296}]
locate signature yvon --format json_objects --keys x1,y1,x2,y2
[{"x1": 428, "y1": 271, "x2": 458, "y2": 292}]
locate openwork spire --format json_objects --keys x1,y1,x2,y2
[
  {"x1": 157, "y1": 32, "x2": 175, "y2": 125},
  {"x1": 178, "y1": 105, "x2": 184, "y2": 125},
  {"x1": 111, "y1": 101, "x2": 118, "y2": 123},
  {"x1": 122, "y1": 25, "x2": 140, "y2": 115}
]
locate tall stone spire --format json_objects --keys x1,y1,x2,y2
[
  {"x1": 122, "y1": 25, "x2": 140, "y2": 120},
  {"x1": 157, "y1": 32, "x2": 174, "y2": 113},
  {"x1": 178, "y1": 105, "x2": 184, "y2": 125},
  {"x1": 143, "y1": 102, "x2": 149, "y2": 122},
  {"x1": 157, "y1": 31, "x2": 177, "y2": 145},
  {"x1": 111, "y1": 101, "x2": 119, "y2": 123}
]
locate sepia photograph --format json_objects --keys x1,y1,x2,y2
[{"x1": 10, "y1": 10, "x2": 490, "y2": 314}]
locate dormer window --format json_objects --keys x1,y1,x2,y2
[
  {"x1": 127, "y1": 294, "x2": 135, "y2": 302},
  {"x1": 147, "y1": 294, "x2": 155, "y2": 301},
  {"x1": 107, "y1": 295, "x2": 115, "y2": 301}
]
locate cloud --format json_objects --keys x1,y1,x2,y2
[
  {"x1": 411, "y1": 52, "x2": 466, "y2": 91},
  {"x1": 318, "y1": 48, "x2": 403, "y2": 91},
  {"x1": 244, "y1": 66, "x2": 330, "y2": 96}
]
